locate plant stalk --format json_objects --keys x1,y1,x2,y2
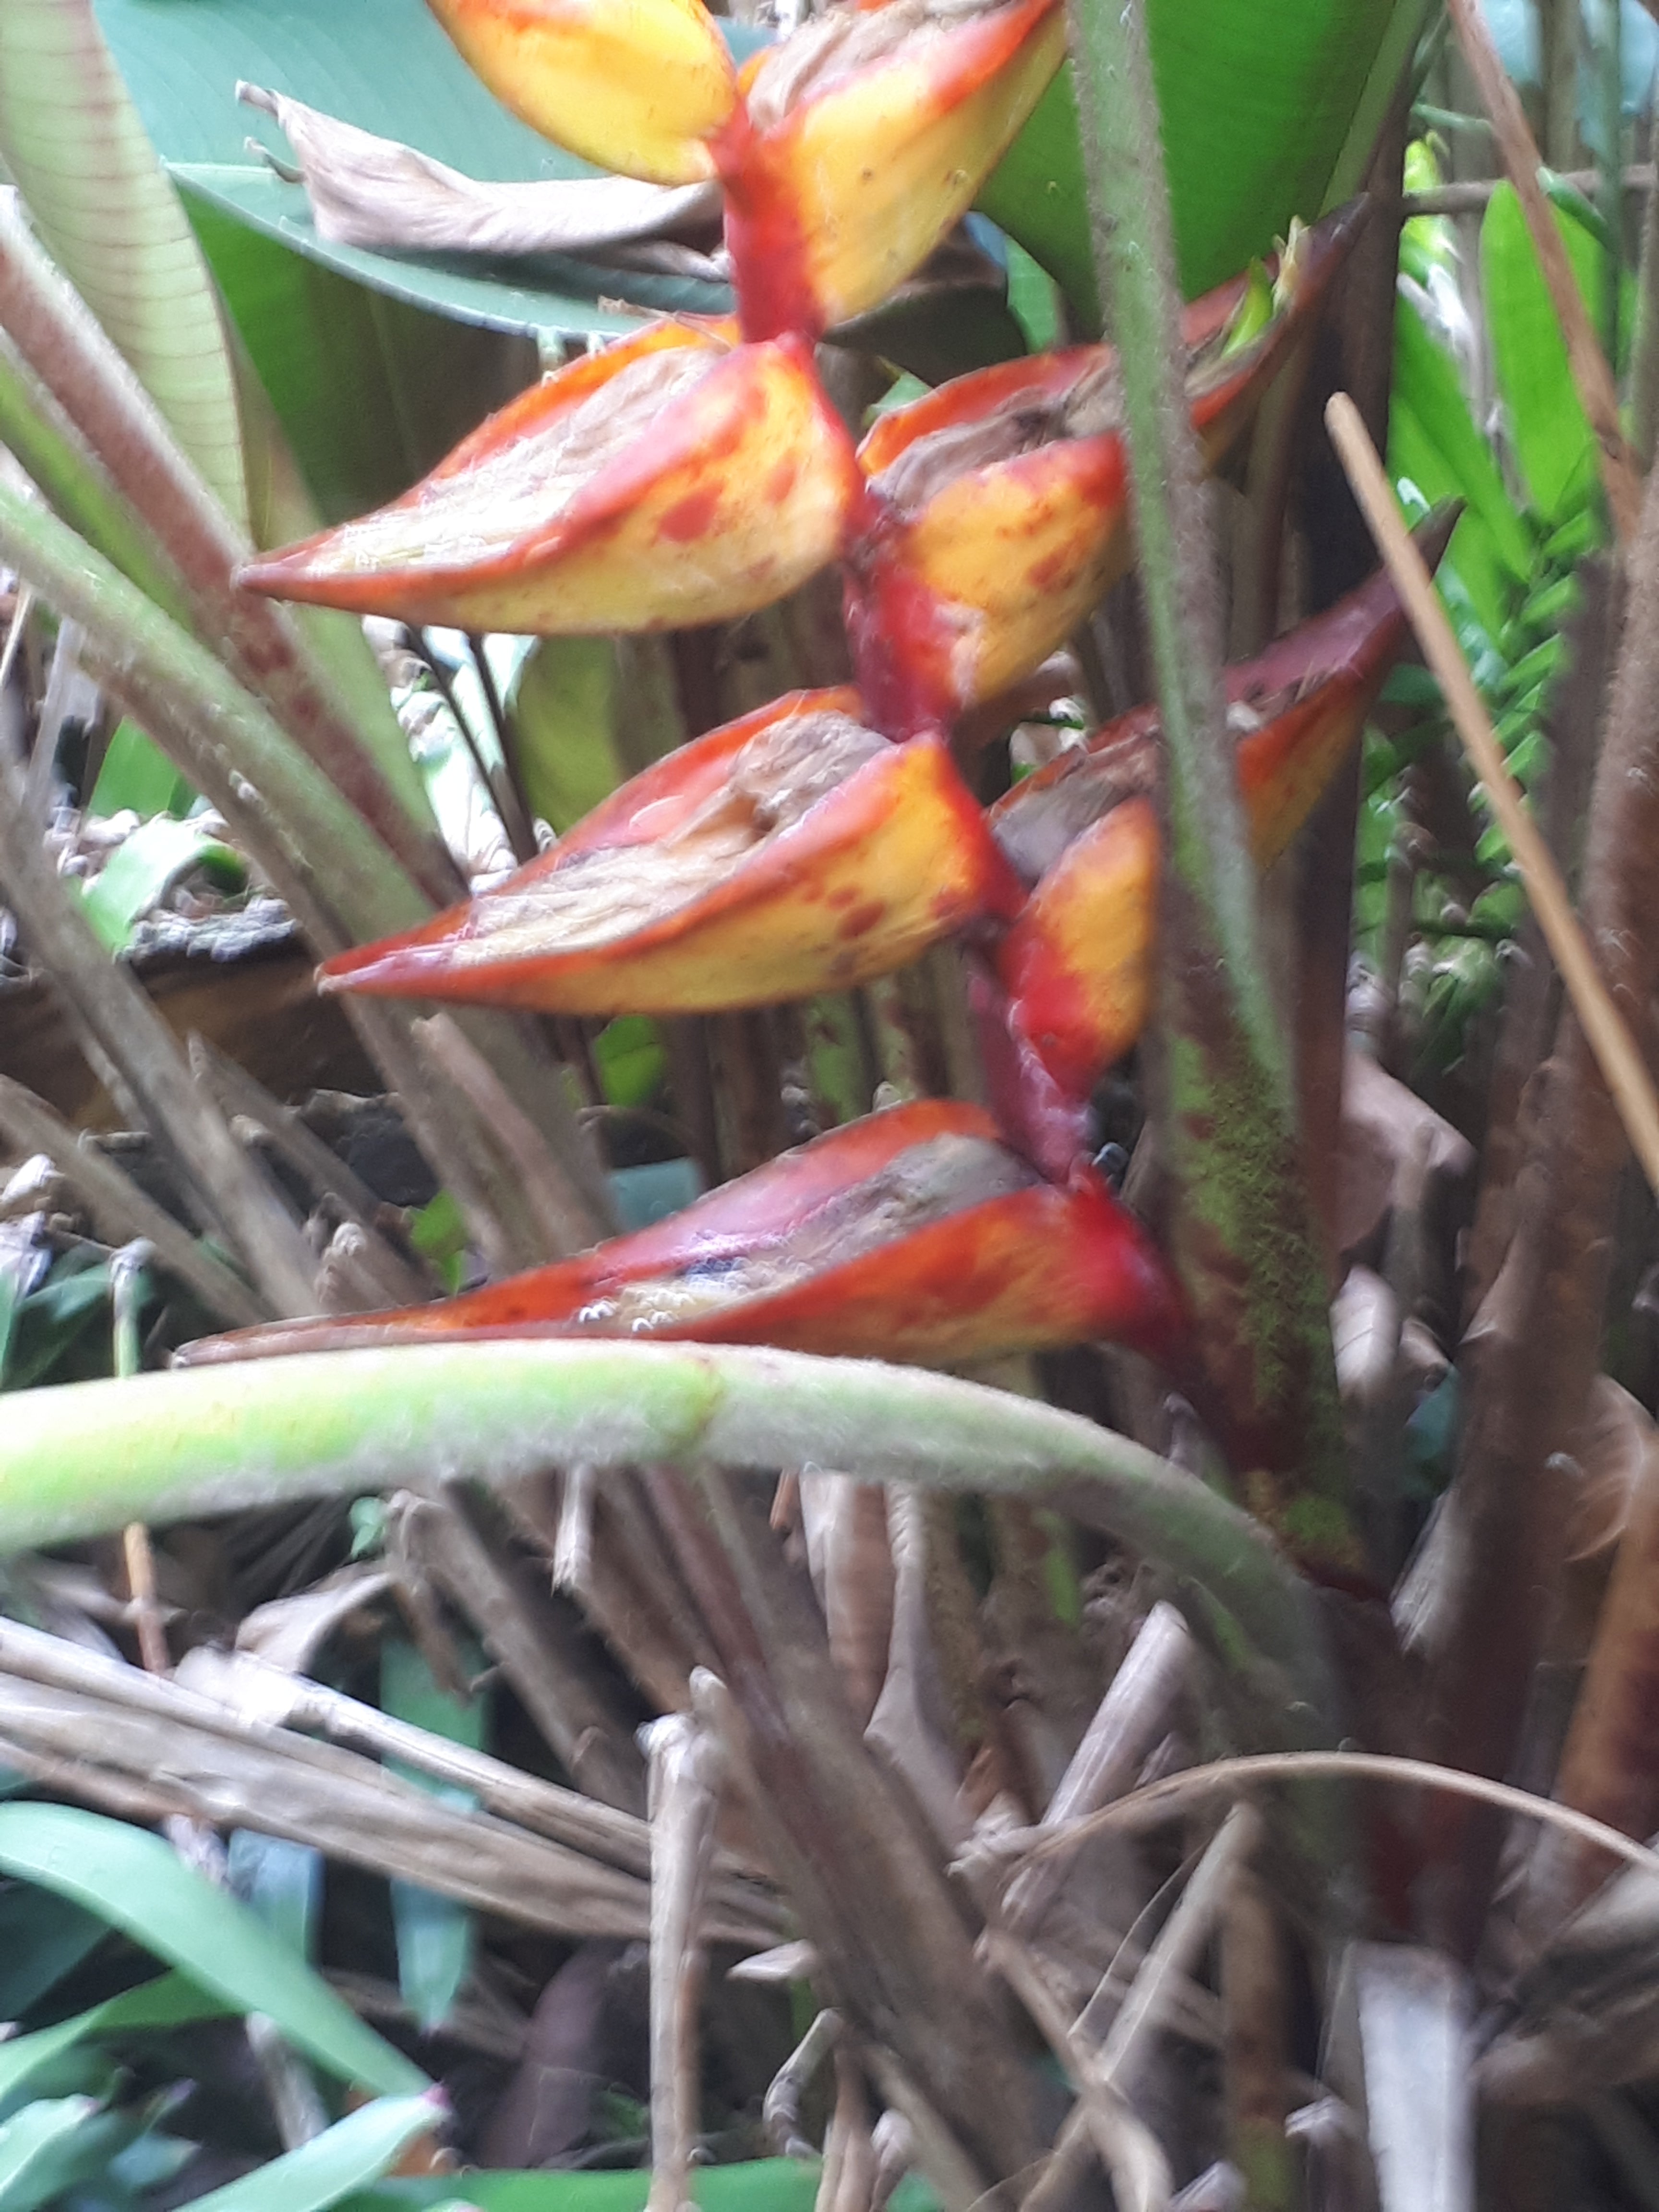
[
  {"x1": 0, "y1": 1340, "x2": 1334, "y2": 1734},
  {"x1": 1063, "y1": 0, "x2": 1349, "y2": 1556}
]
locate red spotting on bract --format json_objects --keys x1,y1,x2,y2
[
  {"x1": 238, "y1": 326, "x2": 863, "y2": 637},
  {"x1": 981, "y1": 512, "x2": 1457, "y2": 1130},
  {"x1": 719, "y1": 0, "x2": 1066, "y2": 342},
  {"x1": 175, "y1": 1099, "x2": 1190, "y2": 1374},
  {"x1": 316, "y1": 691, "x2": 1026, "y2": 1017},
  {"x1": 845, "y1": 202, "x2": 1369, "y2": 736}
]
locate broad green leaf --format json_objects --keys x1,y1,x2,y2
[
  {"x1": 0, "y1": 1974, "x2": 235, "y2": 2112},
  {"x1": 381, "y1": 1641, "x2": 483, "y2": 2035},
  {"x1": 1390, "y1": 296, "x2": 1533, "y2": 579},
  {"x1": 0, "y1": 0, "x2": 249, "y2": 527},
  {"x1": 1, "y1": 0, "x2": 439, "y2": 836},
  {"x1": 175, "y1": 2095, "x2": 440, "y2": 2212},
  {"x1": 1481, "y1": 181, "x2": 1612, "y2": 524},
  {"x1": 73, "y1": 817, "x2": 245, "y2": 954},
  {"x1": 178, "y1": 189, "x2": 546, "y2": 526},
  {"x1": 0, "y1": 2096, "x2": 100, "y2": 2212},
  {"x1": 0, "y1": 1808, "x2": 427, "y2": 2097},
  {"x1": 1389, "y1": 398, "x2": 1512, "y2": 644},
  {"x1": 979, "y1": 0, "x2": 1409, "y2": 324},
  {"x1": 91, "y1": 0, "x2": 758, "y2": 518}
]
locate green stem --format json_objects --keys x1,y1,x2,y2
[
  {"x1": 1063, "y1": 0, "x2": 1351, "y2": 1563},
  {"x1": 0, "y1": 1343, "x2": 1334, "y2": 1742},
  {"x1": 0, "y1": 333, "x2": 192, "y2": 630}
]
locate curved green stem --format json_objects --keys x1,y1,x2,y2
[{"x1": 0, "y1": 1342, "x2": 1334, "y2": 1740}]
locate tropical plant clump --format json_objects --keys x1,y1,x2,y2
[{"x1": 7, "y1": 0, "x2": 1659, "y2": 2208}]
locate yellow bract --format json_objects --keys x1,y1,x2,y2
[
  {"x1": 426, "y1": 0, "x2": 738, "y2": 184},
  {"x1": 786, "y1": 7, "x2": 1066, "y2": 329}
]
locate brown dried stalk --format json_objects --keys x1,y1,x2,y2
[
  {"x1": 0, "y1": 752, "x2": 318, "y2": 1318},
  {"x1": 0, "y1": 1075, "x2": 264, "y2": 1329},
  {"x1": 176, "y1": 1644, "x2": 781, "y2": 1936},
  {"x1": 644, "y1": 1706, "x2": 727, "y2": 2212},
  {"x1": 1378, "y1": 441, "x2": 1659, "y2": 1950},
  {"x1": 0, "y1": 1624, "x2": 763, "y2": 1938},
  {"x1": 662, "y1": 1467, "x2": 1042, "y2": 2191},
  {"x1": 0, "y1": 196, "x2": 457, "y2": 903},
  {"x1": 393, "y1": 1488, "x2": 648, "y2": 1815},
  {"x1": 1002, "y1": 1601, "x2": 1191, "y2": 1936}
]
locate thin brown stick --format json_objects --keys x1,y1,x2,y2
[
  {"x1": 1444, "y1": 0, "x2": 1643, "y2": 541},
  {"x1": 1405, "y1": 164, "x2": 1655, "y2": 216},
  {"x1": 1327, "y1": 392, "x2": 1659, "y2": 1196},
  {"x1": 977, "y1": 1751, "x2": 1659, "y2": 1887}
]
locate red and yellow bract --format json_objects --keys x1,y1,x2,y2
[
  {"x1": 177, "y1": 1100, "x2": 1190, "y2": 1373},
  {"x1": 240, "y1": 323, "x2": 863, "y2": 636},
  {"x1": 318, "y1": 690, "x2": 1023, "y2": 1013}
]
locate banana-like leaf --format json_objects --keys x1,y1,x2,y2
[
  {"x1": 977, "y1": 0, "x2": 1414, "y2": 322},
  {"x1": 0, "y1": 0, "x2": 249, "y2": 526},
  {"x1": 94, "y1": 0, "x2": 759, "y2": 342}
]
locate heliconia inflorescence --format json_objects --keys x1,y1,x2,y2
[{"x1": 215, "y1": 0, "x2": 1402, "y2": 1388}]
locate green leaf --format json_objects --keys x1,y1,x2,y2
[
  {"x1": 226, "y1": 1831, "x2": 323, "y2": 1961},
  {"x1": 1480, "y1": 181, "x2": 1611, "y2": 524},
  {"x1": 380, "y1": 1641, "x2": 483, "y2": 2035},
  {"x1": 0, "y1": 1974, "x2": 235, "y2": 2113},
  {"x1": 0, "y1": 2096, "x2": 102, "y2": 2212},
  {"x1": 89, "y1": 0, "x2": 754, "y2": 520},
  {"x1": 507, "y1": 639, "x2": 629, "y2": 842},
  {"x1": 0, "y1": 0, "x2": 250, "y2": 527},
  {"x1": 3, "y1": 1257, "x2": 113, "y2": 1395},
  {"x1": 1004, "y1": 239, "x2": 1061, "y2": 353},
  {"x1": 0, "y1": 1809, "x2": 427, "y2": 2096},
  {"x1": 1390, "y1": 295, "x2": 1533, "y2": 577},
  {"x1": 608, "y1": 1160, "x2": 704, "y2": 1235},
  {"x1": 978, "y1": 0, "x2": 1409, "y2": 323},
  {"x1": 87, "y1": 723, "x2": 195, "y2": 821},
  {"x1": 174, "y1": 2095, "x2": 441, "y2": 2212},
  {"x1": 73, "y1": 817, "x2": 245, "y2": 954},
  {"x1": 0, "y1": 1887, "x2": 108, "y2": 2020},
  {"x1": 593, "y1": 1019, "x2": 668, "y2": 1114}
]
